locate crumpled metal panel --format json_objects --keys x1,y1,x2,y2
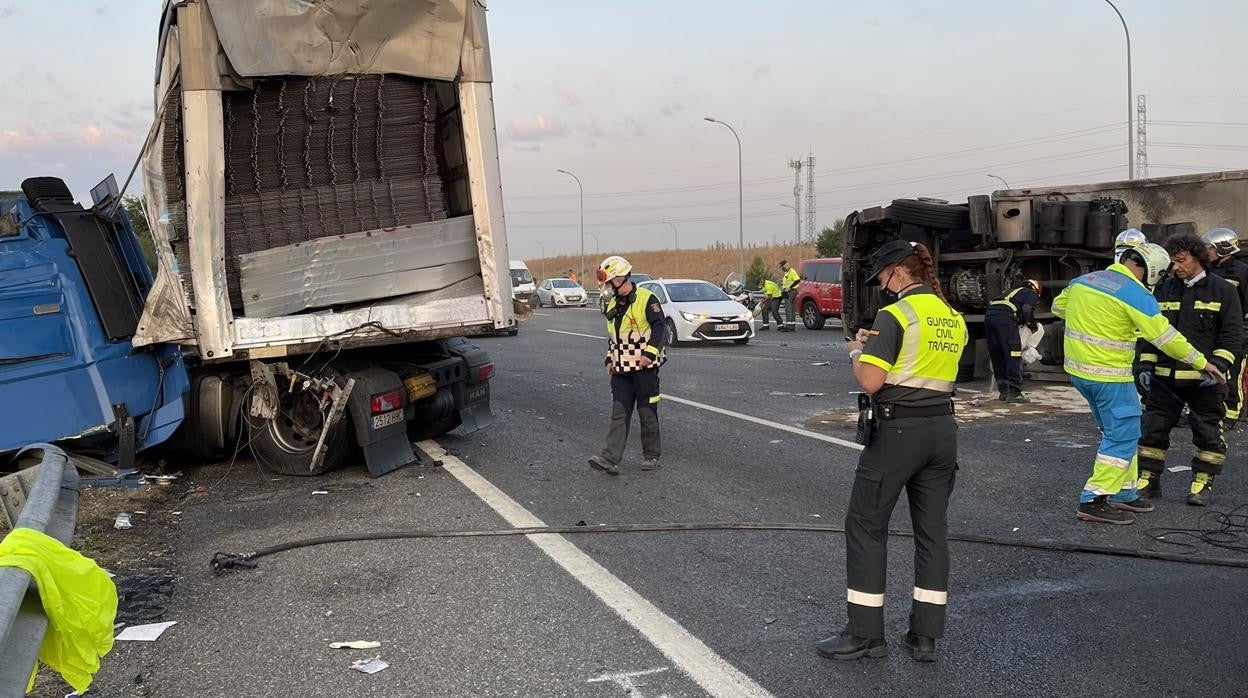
[
  {"x1": 239, "y1": 215, "x2": 479, "y2": 317},
  {"x1": 206, "y1": 0, "x2": 472, "y2": 81}
]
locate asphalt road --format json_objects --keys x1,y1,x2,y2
[{"x1": 82, "y1": 307, "x2": 1248, "y2": 697}]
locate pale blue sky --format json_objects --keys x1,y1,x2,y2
[{"x1": 2, "y1": 1, "x2": 1246, "y2": 257}]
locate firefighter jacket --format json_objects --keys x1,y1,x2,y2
[
  {"x1": 605, "y1": 286, "x2": 667, "y2": 373},
  {"x1": 762, "y1": 279, "x2": 782, "y2": 299},
  {"x1": 1136, "y1": 271, "x2": 1243, "y2": 381},
  {"x1": 1053, "y1": 263, "x2": 1207, "y2": 383},
  {"x1": 1208, "y1": 257, "x2": 1248, "y2": 329},
  {"x1": 986, "y1": 285, "x2": 1039, "y2": 326},
  {"x1": 782, "y1": 267, "x2": 801, "y2": 294}
]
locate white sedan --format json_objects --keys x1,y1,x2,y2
[
  {"x1": 639, "y1": 279, "x2": 755, "y2": 345},
  {"x1": 536, "y1": 278, "x2": 588, "y2": 307}
]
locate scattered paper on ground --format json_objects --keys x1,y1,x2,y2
[
  {"x1": 116, "y1": 621, "x2": 178, "y2": 642},
  {"x1": 331, "y1": 641, "x2": 382, "y2": 649},
  {"x1": 350, "y1": 656, "x2": 389, "y2": 674}
]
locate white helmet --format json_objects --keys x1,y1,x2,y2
[
  {"x1": 1112, "y1": 228, "x2": 1147, "y2": 263},
  {"x1": 596, "y1": 255, "x2": 633, "y2": 284},
  {"x1": 1202, "y1": 227, "x2": 1240, "y2": 258},
  {"x1": 1119, "y1": 242, "x2": 1172, "y2": 288}
]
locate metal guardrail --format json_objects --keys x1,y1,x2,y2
[{"x1": 0, "y1": 444, "x2": 81, "y2": 697}]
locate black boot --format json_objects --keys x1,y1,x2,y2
[
  {"x1": 1076, "y1": 495, "x2": 1135, "y2": 525},
  {"x1": 815, "y1": 631, "x2": 887, "y2": 661},
  {"x1": 901, "y1": 631, "x2": 937, "y2": 662},
  {"x1": 1137, "y1": 470, "x2": 1161, "y2": 500},
  {"x1": 1187, "y1": 472, "x2": 1214, "y2": 506}
]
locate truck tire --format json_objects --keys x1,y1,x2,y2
[
  {"x1": 884, "y1": 199, "x2": 971, "y2": 229},
  {"x1": 247, "y1": 387, "x2": 354, "y2": 476},
  {"x1": 802, "y1": 300, "x2": 826, "y2": 330}
]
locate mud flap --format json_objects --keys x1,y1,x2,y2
[{"x1": 342, "y1": 366, "x2": 417, "y2": 478}]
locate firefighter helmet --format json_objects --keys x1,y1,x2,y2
[
  {"x1": 596, "y1": 255, "x2": 633, "y2": 284},
  {"x1": 1202, "y1": 227, "x2": 1240, "y2": 258},
  {"x1": 1120, "y1": 242, "x2": 1173, "y2": 288},
  {"x1": 1112, "y1": 228, "x2": 1147, "y2": 263}
]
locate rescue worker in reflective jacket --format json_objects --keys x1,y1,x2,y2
[
  {"x1": 1202, "y1": 227, "x2": 1248, "y2": 429},
  {"x1": 780, "y1": 260, "x2": 801, "y2": 332},
  {"x1": 816, "y1": 240, "x2": 966, "y2": 664},
  {"x1": 759, "y1": 278, "x2": 783, "y2": 330},
  {"x1": 1052, "y1": 242, "x2": 1224, "y2": 525},
  {"x1": 588, "y1": 256, "x2": 667, "y2": 475},
  {"x1": 985, "y1": 279, "x2": 1041, "y2": 403},
  {"x1": 1135, "y1": 233, "x2": 1243, "y2": 506}
]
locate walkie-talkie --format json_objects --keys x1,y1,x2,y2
[{"x1": 855, "y1": 393, "x2": 875, "y2": 446}]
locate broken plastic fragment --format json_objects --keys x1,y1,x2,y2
[
  {"x1": 350, "y1": 656, "x2": 389, "y2": 674},
  {"x1": 331, "y1": 641, "x2": 382, "y2": 650}
]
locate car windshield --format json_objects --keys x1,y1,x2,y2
[
  {"x1": 665, "y1": 282, "x2": 731, "y2": 303},
  {"x1": 510, "y1": 269, "x2": 533, "y2": 285},
  {"x1": 551, "y1": 279, "x2": 580, "y2": 288}
]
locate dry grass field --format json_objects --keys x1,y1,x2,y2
[{"x1": 524, "y1": 242, "x2": 820, "y2": 287}]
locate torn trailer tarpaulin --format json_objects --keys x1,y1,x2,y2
[{"x1": 203, "y1": 0, "x2": 493, "y2": 83}]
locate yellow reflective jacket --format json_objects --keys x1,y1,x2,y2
[
  {"x1": 859, "y1": 291, "x2": 967, "y2": 394},
  {"x1": 1052, "y1": 263, "x2": 1206, "y2": 382},
  {"x1": 782, "y1": 268, "x2": 801, "y2": 293},
  {"x1": 0, "y1": 527, "x2": 117, "y2": 693},
  {"x1": 762, "y1": 279, "x2": 781, "y2": 299}
]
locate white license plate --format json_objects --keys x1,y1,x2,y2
[
  {"x1": 371, "y1": 410, "x2": 403, "y2": 429},
  {"x1": 714, "y1": 323, "x2": 739, "y2": 332},
  {"x1": 566, "y1": 296, "x2": 582, "y2": 301}
]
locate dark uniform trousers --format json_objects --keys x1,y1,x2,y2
[
  {"x1": 761, "y1": 299, "x2": 782, "y2": 328},
  {"x1": 1228, "y1": 355, "x2": 1246, "y2": 420},
  {"x1": 1138, "y1": 379, "x2": 1228, "y2": 475},
  {"x1": 984, "y1": 308, "x2": 1023, "y2": 392},
  {"x1": 602, "y1": 368, "x2": 661, "y2": 464},
  {"x1": 846, "y1": 414, "x2": 958, "y2": 640}
]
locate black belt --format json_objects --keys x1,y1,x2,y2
[{"x1": 877, "y1": 402, "x2": 954, "y2": 420}]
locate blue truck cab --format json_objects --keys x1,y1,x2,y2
[{"x1": 0, "y1": 177, "x2": 188, "y2": 463}]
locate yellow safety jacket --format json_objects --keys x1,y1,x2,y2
[
  {"x1": 859, "y1": 291, "x2": 967, "y2": 394},
  {"x1": 762, "y1": 279, "x2": 782, "y2": 299},
  {"x1": 605, "y1": 286, "x2": 667, "y2": 373},
  {"x1": 1052, "y1": 263, "x2": 1206, "y2": 382},
  {"x1": 782, "y1": 268, "x2": 801, "y2": 293}
]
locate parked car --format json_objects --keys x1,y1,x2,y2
[
  {"x1": 537, "y1": 278, "x2": 588, "y2": 307},
  {"x1": 599, "y1": 272, "x2": 653, "y2": 312},
  {"x1": 795, "y1": 257, "x2": 843, "y2": 330},
  {"x1": 639, "y1": 279, "x2": 754, "y2": 345}
]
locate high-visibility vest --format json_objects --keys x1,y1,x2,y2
[
  {"x1": 1053, "y1": 264, "x2": 1206, "y2": 382},
  {"x1": 782, "y1": 268, "x2": 801, "y2": 292},
  {"x1": 863, "y1": 292, "x2": 967, "y2": 393},
  {"x1": 989, "y1": 286, "x2": 1030, "y2": 312},
  {"x1": 606, "y1": 287, "x2": 666, "y2": 373},
  {"x1": 762, "y1": 279, "x2": 781, "y2": 299}
]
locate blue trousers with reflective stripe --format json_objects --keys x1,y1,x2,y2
[{"x1": 1071, "y1": 377, "x2": 1141, "y2": 503}]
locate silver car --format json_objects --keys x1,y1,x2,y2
[
  {"x1": 639, "y1": 279, "x2": 755, "y2": 345},
  {"x1": 536, "y1": 278, "x2": 588, "y2": 307}
]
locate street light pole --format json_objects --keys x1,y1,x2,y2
[
  {"x1": 704, "y1": 117, "x2": 744, "y2": 280},
  {"x1": 986, "y1": 173, "x2": 1011, "y2": 189},
  {"x1": 1104, "y1": 0, "x2": 1134, "y2": 180},
  {"x1": 587, "y1": 232, "x2": 600, "y2": 257},
  {"x1": 536, "y1": 240, "x2": 546, "y2": 281},
  {"x1": 780, "y1": 204, "x2": 799, "y2": 244},
  {"x1": 555, "y1": 169, "x2": 585, "y2": 281},
  {"x1": 661, "y1": 221, "x2": 679, "y2": 277}
]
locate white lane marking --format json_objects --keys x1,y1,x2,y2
[
  {"x1": 547, "y1": 329, "x2": 605, "y2": 340},
  {"x1": 661, "y1": 394, "x2": 863, "y2": 452},
  {"x1": 421, "y1": 441, "x2": 773, "y2": 698},
  {"x1": 533, "y1": 312, "x2": 553, "y2": 316},
  {"x1": 588, "y1": 667, "x2": 671, "y2": 698}
]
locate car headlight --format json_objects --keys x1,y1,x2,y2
[
  {"x1": 736, "y1": 312, "x2": 753, "y2": 321},
  {"x1": 679, "y1": 311, "x2": 704, "y2": 322}
]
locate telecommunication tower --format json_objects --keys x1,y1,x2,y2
[
  {"x1": 1135, "y1": 95, "x2": 1149, "y2": 179},
  {"x1": 788, "y1": 159, "x2": 803, "y2": 243},
  {"x1": 803, "y1": 154, "x2": 816, "y2": 244}
]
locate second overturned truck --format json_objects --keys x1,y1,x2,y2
[
  {"x1": 0, "y1": 0, "x2": 514, "y2": 476},
  {"x1": 842, "y1": 170, "x2": 1248, "y2": 378}
]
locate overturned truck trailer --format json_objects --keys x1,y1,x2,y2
[
  {"x1": 138, "y1": 0, "x2": 512, "y2": 474},
  {"x1": 843, "y1": 170, "x2": 1248, "y2": 378}
]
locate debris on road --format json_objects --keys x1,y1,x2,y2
[
  {"x1": 331, "y1": 641, "x2": 382, "y2": 650},
  {"x1": 115, "y1": 621, "x2": 178, "y2": 642},
  {"x1": 764, "y1": 617, "x2": 778, "y2": 625},
  {"x1": 1167, "y1": 465, "x2": 1193, "y2": 473},
  {"x1": 312, "y1": 490, "x2": 329, "y2": 496},
  {"x1": 114, "y1": 513, "x2": 132, "y2": 530},
  {"x1": 350, "y1": 656, "x2": 390, "y2": 674},
  {"x1": 810, "y1": 361, "x2": 829, "y2": 366}
]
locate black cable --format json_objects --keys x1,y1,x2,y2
[
  {"x1": 211, "y1": 519, "x2": 1248, "y2": 573},
  {"x1": 1144, "y1": 503, "x2": 1248, "y2": 556}
]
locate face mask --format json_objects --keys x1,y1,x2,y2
[{"x1": 878, "y1": 268, "x2": 899, "y2": 302}]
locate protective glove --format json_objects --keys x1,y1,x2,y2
[
  {"x1": 1027, "y1": 322, "x2": 1039, "y2": 333},
  {"x1": 1134, "y1": 369, "x2": 1153, "y2": 395}
]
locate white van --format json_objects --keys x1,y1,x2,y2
[{"x1": 509, "y1": 260, "x2": 536, "y2": 304}]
